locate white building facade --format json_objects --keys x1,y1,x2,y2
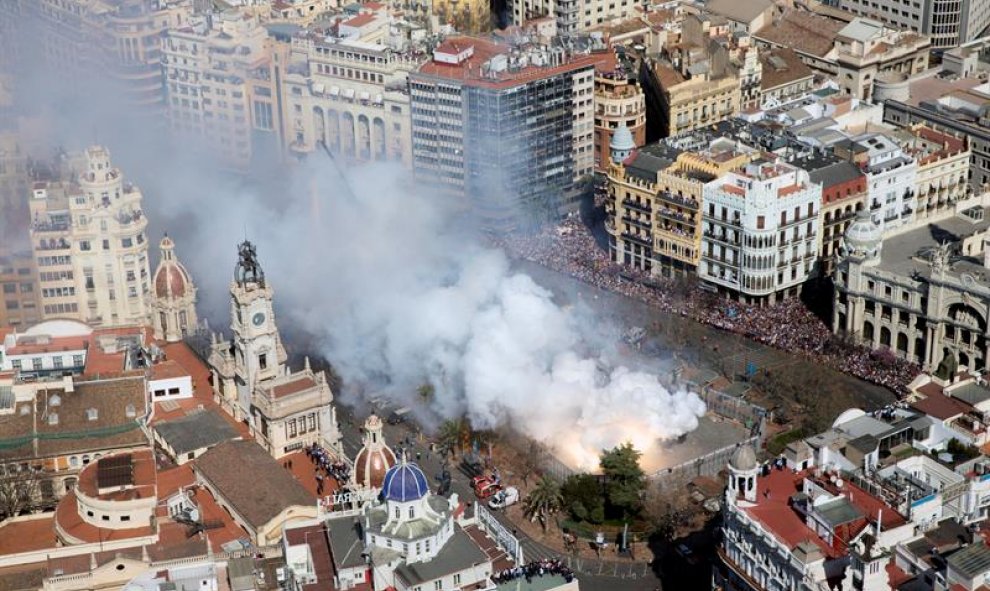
[
  {"x1": 29, "y1": 146, "x2": 152, "y2": 327},
  {"x1": 700, "y1": 160, "x2": 822, "y2": 303}
]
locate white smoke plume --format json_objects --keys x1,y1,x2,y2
[{"x1": 2, "y1": 12, "x2": 706, "y2": 472}]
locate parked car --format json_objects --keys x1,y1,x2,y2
[{"x1": 487, "y1": 486, "x2": 519, "y2": 510}]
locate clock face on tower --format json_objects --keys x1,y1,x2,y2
[{"x1": 252, "y1": 312, "x2": 266, "y2": 327}]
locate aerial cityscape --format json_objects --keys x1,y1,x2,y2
[{"x1": 1, "y1": 0, "x2": 990, "y2": 590}]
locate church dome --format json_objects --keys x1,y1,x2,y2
[
  {"x1": 153, "y1": 235, "x2": 193, "y2": 299},
  {"x1": 610, "y1": 123, "x2": 636, "y2": 152},
  {"x1": 354, "y1": 414, "x2": 397, "y2": 489},
  {"x1": 730, "y1": 445, "x2": 758, "y2": 472},
  {"x1": 382, "y1": 461, "x2": 429, "y2": 502},
  {"x1": 840, "y1": 210, "x2": 882, "y2": 259}
]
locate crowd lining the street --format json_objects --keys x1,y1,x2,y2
[{"x1": 490, "y1": 217, "x2": 920, "y2": 393}]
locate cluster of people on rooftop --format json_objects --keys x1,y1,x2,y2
[
  {"x1": 306, "y1": 443, "x2": 350, "y2": 495},
  {"x1": 492, "y1": 559, "x2": 575, "y2": 585},
  {"x1": 491, "y1": 216, "x2": 920, "y2": 393}
]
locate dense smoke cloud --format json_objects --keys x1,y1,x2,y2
[{"x1": 4, "y1": 13, "x2": 706, "y2": 471}]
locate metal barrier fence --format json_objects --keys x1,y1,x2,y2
[{"x1": 477, "y1": 504, "x2": 523, "y2": 563}]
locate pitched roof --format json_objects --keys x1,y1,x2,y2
[
  {"x1": 153, "y1": 410, "x2": 240, "y2": 456},
  {"x1": 705, "y1": 0, "x2": 773, "y2": 25},
  {"x1": 194, "y1": 440, "x2": 314, "y2": 529},
  {"x1": 755, "y1": 10, "x2": 846, "y2": 58},
  {"x1": 392, "y1": 527, "x2": 488, "y2": 585},
  {"x1": 0, "y1": 376, "x2": 147, "y2": 462},
  {"x1": 911, "y1": 392, "x2": 971, "y2": 420}
]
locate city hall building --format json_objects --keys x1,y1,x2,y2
[{"x1": 833, "y1": 203, "x2": 990, "y2": 372}]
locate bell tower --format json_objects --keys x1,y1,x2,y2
[{"x1": 229, "y1": 240, "x2": 286, "y2": 421}]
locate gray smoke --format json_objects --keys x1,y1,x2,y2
[{"x1": 3, "y1": 13, "x2": 706, "y2": 470}]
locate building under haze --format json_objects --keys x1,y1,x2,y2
[
  {"x1": 0, "y1": 250, "x2": 40, "y2": 328},
  {"x1": 282, "y1": 31, "x2": 423, "y2": 168},
  {"x1": 162, "y1": 10, "x2": 287, "y2": 169},
  {"x1": 28, "y1": 146, "x2": 152, "y2": 327},
  {"x1": 151, "y1": 235, "x2": 198, "y2": 343},
  {"x1": 409, "y1": 37, "x2": 596, "y2": 225},
  {"x1": 24, "y1": 0, "x2": 193, "y2": 114},
  {"x1": 208, "y1": 241, "x2": 343, "y2": 459}
]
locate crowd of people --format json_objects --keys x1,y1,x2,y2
[
  {"x1": 491, "y1": 216, "x2": 920, "y2": 393},
  {"x1": 492, "y1": 559, "x2": 576, "y2": 585},
  {"x1": 306, "y1": 443, "x2": 350, "y2": 495}
]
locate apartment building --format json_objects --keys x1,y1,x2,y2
[
  {"x1": 642, "y1": 15, "x2": 745, "y2": 139},
  {"x1": 883, "y1": 76, "x2": 990, "y2": 192},
  {"x1": 606, "y1": 136, "x2": 756, "y2": 278},
  {"x1": 433, "y1": 0, "x2": 491, "y2": 33},
  {"x1": 833, "y1": 132, "x2": 918, "y2": 235},
  {"x1": 0, "y1": 250, "x2": 40, "y2": 328},
  {"x1": 30, "y1": 0, "x2": 193, "y2": 113},
  {"x1": 0, "y1": 131, "x2": 30, "y2": 248},
  {"x1": 163, "y1": 12, "x2": 287, "y2": 169},
  {"x1": 282, "y1": 34, "x2": 424, "y2": 167},
  {"x1": 409, "y1": 37, "x2": 596, "y2": 224},
  {"x1": 700, "y1": 159, "x2": 821, "y2": 303},
  {"x1": 28, "y1": 146, "x2": 151, "y2": 327},
  {"x1": 505, "y1": 0, "x2": 643, "y2": 33},
  {"x1": 594, "y1": 49, "x2": 646, "y2": 172},
  {"x1": 833, "y1": 0, "x2": 990, "y2": 51},
  {"x1": 756, "y1": 13, "x2": 930, "y2": 101}
]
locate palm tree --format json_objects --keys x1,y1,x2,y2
[
  {"x1": 417, "y1": 383, "x2": 434, "y2": 403},
  {"x1": 523, "y1": 476, "x2": 563, "y2": 532},
  {"x1": 437, "y1": 418, "x2": 466, "y2": 459}
]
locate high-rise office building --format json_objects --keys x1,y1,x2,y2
[{"x1": 409, "y1": 37, "x2": 596, "y2": 225}]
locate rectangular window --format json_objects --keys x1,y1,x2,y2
[{"x1": 757, "y1": 215, "x2": 765, "y2": 229}]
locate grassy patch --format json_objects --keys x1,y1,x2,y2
[{"x1": 766, "y1": 428, "x2": 806, "y2": 456}]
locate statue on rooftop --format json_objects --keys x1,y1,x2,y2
[
  {"x1": 934, "y1": 348, "x2": 958, "y2": 381},
  {"x1": 234, "y1": 240, "x2": 265, "y2": 287}
]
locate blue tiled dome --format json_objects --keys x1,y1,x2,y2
[{"x1": 382, "y1": 461, "x2": 429, "y2": 502}]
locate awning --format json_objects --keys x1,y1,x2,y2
[
  {"x1": 359, "y1": 91, "x2": 371, "y2": 101},
  {"x1": 373, "y1": 93, "x2": 383, "y2": 104},
  {"x1": 312, "y1": 83, "x2": 325, "y2": 95},
  {"x1": 329, "y1": 86, "x2": 340, "y2": 96},
  {"x1": 342, "y1": 88, "x2": 355, "y2": 99}
]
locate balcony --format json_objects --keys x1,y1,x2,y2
[
  {"x1": 622, "y1": 232, "x2": 652, "y2": 248},
  {"x1": 657, "y1": 208, "x2": 693, "y2": 224},
  {"x1": 622, "y1": 215, "x2": 651, "y2": 230},
  {"x1": 703, "y1": 230, "x2": 738, "y2": 246},
  {"x1": 37, "y1": 239, "x2": 71, "y2": 251},
  {"x1": 658, "y1": 191, "x2": 698, "y2": 209},
  {"x1": 33, "y1": 221, "x2": 70, "y2": 233},
  {"x1": 622, "y1": 199, "x2": 651, "y2": 214}
]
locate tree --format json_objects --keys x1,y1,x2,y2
[
  {"x1": 437, "y1": 418, "x2": 470, "y2": 459},
  {"x1": 0, "y1": 468, "x2": 42, "y2": 520},
  {"x1": 417, "y1": 383, "x2": 434, "y2": 403},
  {"x1": 643, "y1": 484, "x2": 694, "y2": 542},
  {"x1": 513, "y1": 440, "x2": 545, "y2": 486},
  {"x1": 561, "y1": 473, "x2": 604, "y2": 523},
  {"x1": 522, "y1": 475, "x2": 564, "y2": 531},
  {"x1": 600, "y1": 443, "x2": 646, "y2": 518}
]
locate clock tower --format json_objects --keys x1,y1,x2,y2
[{"x1": 227, "y1": 240, "x2": 286, "y2": 421}]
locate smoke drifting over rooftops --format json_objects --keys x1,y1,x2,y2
[{"x1": 4, "y1": 14, "x2": 705, "y2": 470}]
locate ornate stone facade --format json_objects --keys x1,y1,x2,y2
[{"x1": 151, "y1": 235, "x2": 197, "y2": 343}]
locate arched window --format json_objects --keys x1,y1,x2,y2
[{"x1": 880, "y1": 327, "x2": 891, "y2": 347}]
